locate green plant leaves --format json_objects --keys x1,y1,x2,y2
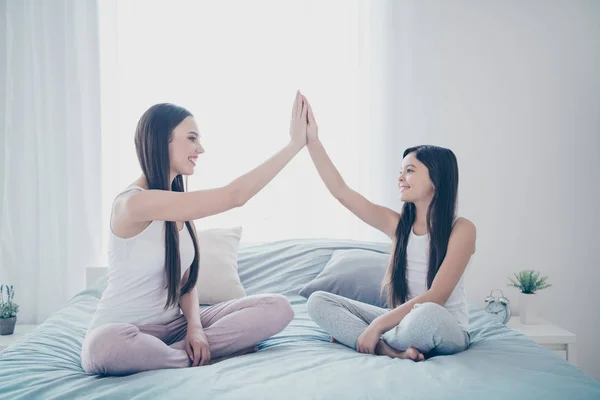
[
  {"x1": 0, "y1": 284, "x2": 19, "y2": 319},
  {"x1": 507, "y1": 270, "x2": 552, "y2": 294}
]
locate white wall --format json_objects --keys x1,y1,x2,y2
[{"x1": 378, "y1": 0, "x2": 600, "y2": 379}]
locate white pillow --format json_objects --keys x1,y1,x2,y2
[{"x1": 195, "y1": 226, "x2": 246, "y2": 305}]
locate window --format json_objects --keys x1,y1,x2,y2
[{"x1": 99, "y1": 0, "x2": 389, "y2": 258}]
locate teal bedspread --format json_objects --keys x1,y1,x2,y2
[{"x1": 1, "y1": 239, "x2": 598, "y2": 399}]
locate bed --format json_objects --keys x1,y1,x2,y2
[{"x1": 1, "y1": 239, "x2": 599, "y2": 399}]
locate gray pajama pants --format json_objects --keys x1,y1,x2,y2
[
  {"x1": 306, "y1": 291, "x2": 470, "y2": 357},
  {"x1": 81, "y1": 294, "x2": 294, "y2": 376}
]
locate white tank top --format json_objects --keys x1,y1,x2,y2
[
  {"x1": 406, "y1": 221, "x2": 470, "y2": 331},
  {"x1": 89, "y1": 186, "x2": 195, "y2": 329}
]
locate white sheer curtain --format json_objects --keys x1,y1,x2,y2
[
  {"x1": 99, "y1": 0, "x2": 394, "y2": 254},
  {"x1": 0, "y1": 0, "x2": 102, "y2": 324}
]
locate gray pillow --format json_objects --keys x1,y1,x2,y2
[{"x1": 299, "y1": 249, "x2": 390, "y2": 308}]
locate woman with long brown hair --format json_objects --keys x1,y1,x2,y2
[{"x1": 81, "y1": 91, "x2": 308, "y2": 376}]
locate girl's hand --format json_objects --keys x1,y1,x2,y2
[
  {"x1": 356, "y1": 323, "x2": 382, "y2": 355},
  {"x1": 185, "y1": 326, "x2": 211, "y2": 366},
  {"x1": 304, "y1": 96, "x2": 319, "y2": 143},
  {"x1": 289, "y1": 90, "x2": 308, "y2": 150}
]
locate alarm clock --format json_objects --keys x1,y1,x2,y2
[{"x1": 484, "y1": 289, "x2": 511, "y2": 324}]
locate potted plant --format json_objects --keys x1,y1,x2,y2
[
  {"x1": 507, "y1": 270, "x2": 551, "y2": 324},
  {"x1": 0, "y1": 284, "x2": 19, "y2": 335}
]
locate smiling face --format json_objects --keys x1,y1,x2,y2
[
  {"x1": 168, "y1": 116, "x2": 205, "y2": 177},
  {"x1": 397, "y1": 152, "x2": 435, "y2": 203}
]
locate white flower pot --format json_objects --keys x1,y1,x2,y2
[{"x1": 519, "y1": 293, "x2": 538, "y2": 324}]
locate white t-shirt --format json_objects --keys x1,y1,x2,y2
[
  {"x1": 89, "y1": 186, "x2": 195, "y2": 329},
  {"x1": 406, "y1": 223, "x2": 470, "y2": 331}
]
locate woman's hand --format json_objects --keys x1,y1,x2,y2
[
  {"x1": 303, "y1": 96, "x2": 319, "y2": 143},
  {"x1": 356, "y1": 323, "x2": 383, "y2": 355},
  {"x1": 185, "y1": 325, "x2": 211, "y2": 366},
  {"x1": 289, "y1": 90, "x2": 308, "y2": 150}
]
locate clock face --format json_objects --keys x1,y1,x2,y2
[{"x1": 486, "y1": 302, "x2": 509, "y2": 323}]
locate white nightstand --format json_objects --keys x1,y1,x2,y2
[
  {"x1": 507, "y1": 318, "x2": 577, "y2": 366},
  {"x1": 0, "y1": 324, "x2": 38, "y2": 352}
]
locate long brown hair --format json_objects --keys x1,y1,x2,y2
[
  {"x1": 134, "y1": 103, "x2": 200, "y2": 309},
  {"x1": 381, "y1": 145, "x2": 458, "y2": 308}
]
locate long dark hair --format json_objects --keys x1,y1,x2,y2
[
  {"x1": 381, "y1": 145, "x2": 459, "y2": 308},
  {"x1": 134, "y1": 103, "x2": 200, "y2": 309}
]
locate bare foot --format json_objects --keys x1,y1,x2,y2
[
  {"x1": 375, "y1": 340, "x2": 424, "y2": 361},
  {"x1": 330, "y1": 336, "x2": 340, "y2": 344},
  {"x1": 208, "y1": 346, "x2": 259, "y2": 365}
]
